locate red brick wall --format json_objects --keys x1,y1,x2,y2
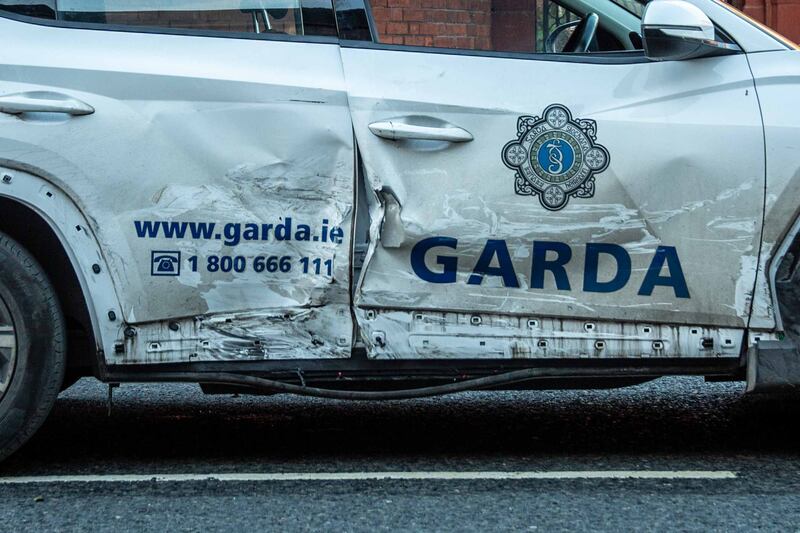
[
  {"x1": 490, "y1": 0, "x2": 537, "y2": 52},
  {"x1": 101, "y1": 10, "x2": 299, "y2": 33},
  {"x1": 373, "y1": 0, "x2": 800, "y2": 50},
  {"x1": 740, "y1": 0, "x2": 800, "y2": 44},
  {"x1": 370, "y1": 0, "x2": 492, "y2": 49}
]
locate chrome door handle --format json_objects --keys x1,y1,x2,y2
[
  {"x1": 368, "y1": 117, "x2": 473, "y2": 143},
  {"x1": 0, "y1": 91, "x2": 95, "y2": 116}
]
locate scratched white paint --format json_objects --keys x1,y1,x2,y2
[
  {"x1": 747, "y1": 51, "x2": 800, "y2": 333},
  {"x1": 734, "y1": 252, "x2": 759, "y2": 320},
  {"x1": 343, "y1": 47, "x2": 765, "y2": 361},
  {"x1": 358, "y1": 309, "x2": 743, "y2": 360},
  {"x1": 0, "y1": 18, "x2": 355, "y2": 362},
  {"x1": 125, "y1": 306, "x2": 352, "y2": 363}
]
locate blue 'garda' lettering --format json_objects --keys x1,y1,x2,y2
[
  {"x1": 583, "y1": 243, "x2": 631, "y2": 293},
  {"x1": 467, "y1": 240, "x2": 520, "y2": 288},
  {"x1": 410, "y1": 236, "x2": 458, "y2": 283},
  {"x1": 409, "y1": 237, "x2": 690, "y2": 299},
  {"x1": 531, "y1": 241, "x2": 572, "y2": 291},
  {"x1": 637, "y1": 246, "x2": 689, "y2": 298}
]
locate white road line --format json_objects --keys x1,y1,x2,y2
[{"x1": 0, "y1": 471, "x2": 738, "y2": 484}]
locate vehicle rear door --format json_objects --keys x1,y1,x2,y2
[{"x1": 0, "y1": 0, "x2": 355, "y2": 362}]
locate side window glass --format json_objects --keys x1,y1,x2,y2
[
  {"x1": 335, "y1": 0, "x2": 375, "y2": 41},
  {"x1": 609, "y1": 0, "x2": 645, "y2": 16},
  {"x1": 537, "y1": 2, "x2": 582, "y2": 52},
  {"x1": 0, "y1": 0, "x2": 57, "y2": 18},
  {"x1": 0, "y1": 0, "x2": 338, "y2": 37},
  {"x1": 370, "y1": 0, "x2": 630, "y2": 53}
]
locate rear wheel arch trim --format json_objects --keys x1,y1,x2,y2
[
  {"x1": 0, "y1": 167, "x2": 122, "y2": 367},
  {"x1": 767, "y1": 211, "x2": 800, "y2": 333}
]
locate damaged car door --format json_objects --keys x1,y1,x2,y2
[
  {"x1": 341, "y1": 0, "x2": 765, "y2": 360},
  {"x1": 0, "y1": 0, "x2": 355, "y2": 363}
]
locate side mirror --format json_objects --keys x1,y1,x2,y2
[{"x1": 641, "y1": 0, "x2": 741, "y2": 61}]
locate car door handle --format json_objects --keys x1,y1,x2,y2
[
  {"x1": 0, "y1": 91, "x2": 95, "y2": 116},
  {"x1": 368, "y1": 117, "x2": 473, "y2": 143}
]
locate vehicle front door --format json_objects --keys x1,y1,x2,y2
[{"x1": 340, "y1": 0, "x2": 765, "y2": 359}]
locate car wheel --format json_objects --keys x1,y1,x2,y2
[{"x1": 0, "y1": 231, "x2": 66, "y2": 462}]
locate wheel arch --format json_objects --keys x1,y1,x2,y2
[{"x1": 0, "y1": 168, "x2": 123, "y2": 381}]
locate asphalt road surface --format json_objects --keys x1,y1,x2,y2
[{"x1": 0, "y1": 377, "x2": 799, "y2": 532}]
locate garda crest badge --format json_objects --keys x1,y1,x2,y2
[{"x1": 502, "y1": 104, "x2": 610, "y2": 211}]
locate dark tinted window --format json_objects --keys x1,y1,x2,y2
[
  {"x1": 0, "y1": 0, "x2": 337, "y2": 37},
  {"x1": 334, "y1": 0, "x2": 374, "y2": 41},
  {"x1": 608, "y1": 0, "x2": 645, "y2": 17}
]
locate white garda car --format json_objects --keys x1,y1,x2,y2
[{"x1": 0, "y1": 0, "x2": 798, "y2": 461}]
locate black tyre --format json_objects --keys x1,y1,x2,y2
[{"x1": 0, "y1": 231, "x2": 66, "y2": 462}]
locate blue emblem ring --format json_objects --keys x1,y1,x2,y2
[
  {"x1": 536, "y1": 139, "x2": 575, "y2": 176},
  {"x1": 502, "y1": 104, "x2": 610, "y2": 211},
  {"x1": 530, "y1": 130, "x2": 584, "y2": 184}
]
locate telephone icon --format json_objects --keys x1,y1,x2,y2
[{"x1": 151, "y1": 251, "x2": 181, "y2": 276}]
